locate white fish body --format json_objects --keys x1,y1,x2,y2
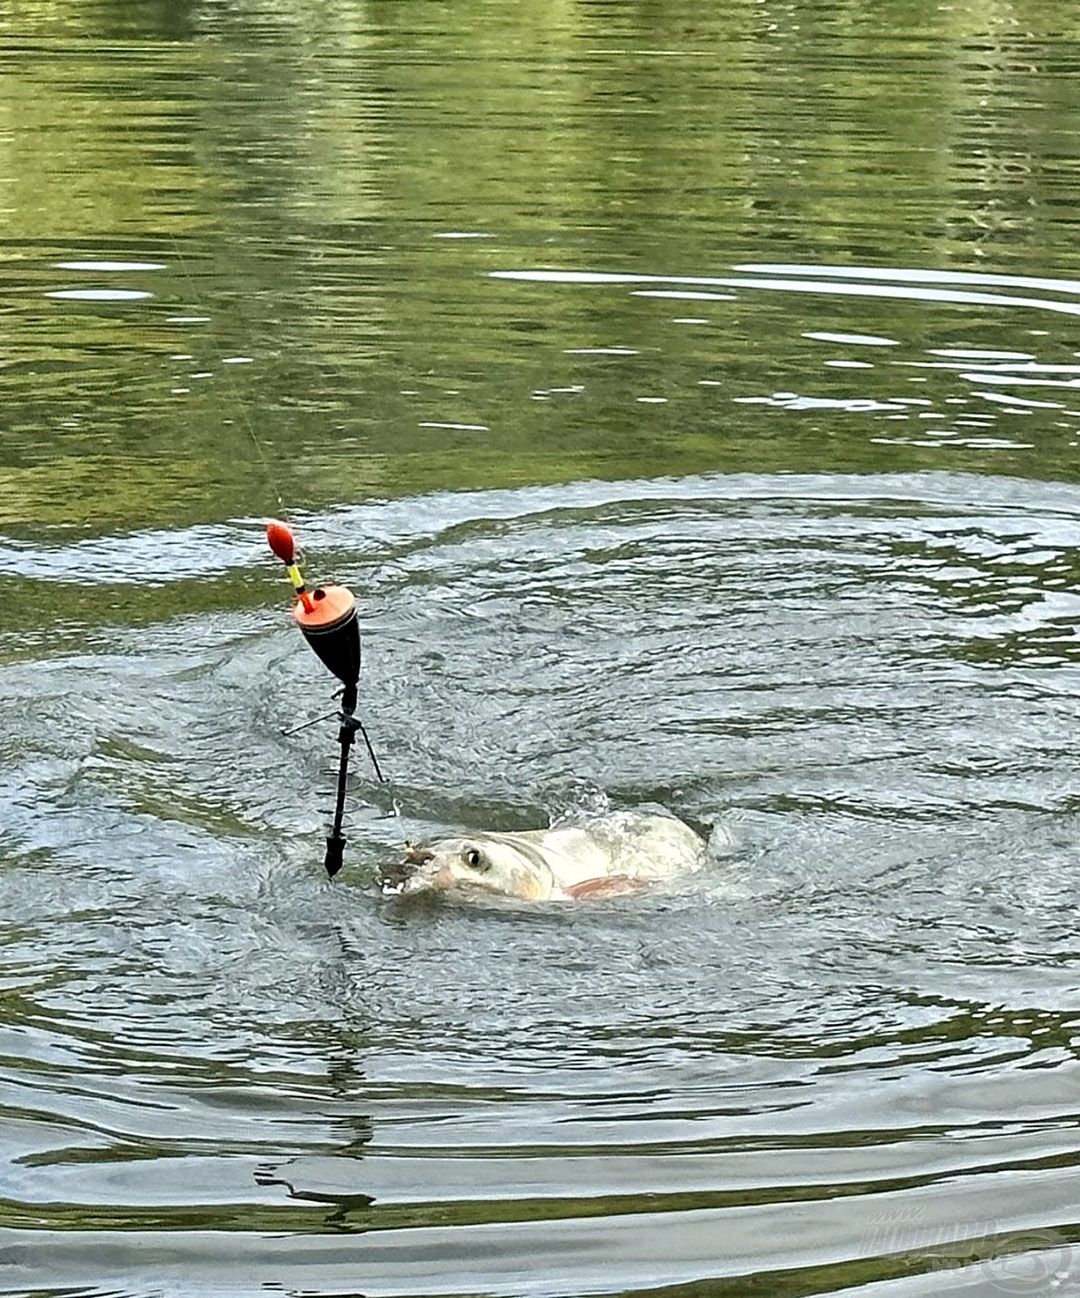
[{"x1": 396, "y1": 811, "x2": 710, "y2": 901}]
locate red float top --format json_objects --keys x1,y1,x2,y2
[{"x1": 266, "y1": 519, "x2": 295, "y2": 565}]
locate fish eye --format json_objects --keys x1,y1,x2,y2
[{"x1": 465, "y1": 847, "x2": 487, "y2": 871}]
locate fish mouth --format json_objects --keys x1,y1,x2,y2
[
  {"x1": 379, "y1": 846, "x2": 448, "y2": 896},
  {"x1": 377, "y1": 859, "x2": 414, "y2": 894},
  {"x1": 380, "y1": 862, "x2": 511, "y2": 902}
]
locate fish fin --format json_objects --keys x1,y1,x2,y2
[{"x1": 564, "y1": 875, "x2": 650, "y2": 900}]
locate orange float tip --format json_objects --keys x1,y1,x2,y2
[
  {"x1": 266, "y1": 519, "x2": 295, "y2": 565},
  {"x1": 292, "y1": 584, "x2": 356, "y2": 632}
]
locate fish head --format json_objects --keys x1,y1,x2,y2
[{"x1": 391, "y1": 835, "x2": 553, "y2": 901}]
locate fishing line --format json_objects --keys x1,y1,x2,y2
[
  {"x1": 167, "y1": 238, "x2": 291, "y2": 520},
  {"x1": 166, "y1": 238, "x2": 397, "y2": 876}
]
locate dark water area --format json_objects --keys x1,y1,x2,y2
[{"x1": 4, "y1": 2, "x2": 1080, "y2": 1295}]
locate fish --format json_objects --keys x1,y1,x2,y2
[{"x1": 385, "y1": 811, "x2": 711, "y2": 901}]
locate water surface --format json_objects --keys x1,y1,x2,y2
[{"x1": 3, "y1": 2, "x2": 1080, "y2": 1295}]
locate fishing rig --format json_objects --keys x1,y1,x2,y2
[{"x1": 266, "y1": 520, "x2": 385, "y2": 877}]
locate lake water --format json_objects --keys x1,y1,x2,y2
[{"x1": 3, "y1": 2, "x2": 1080, "y2": 1295}]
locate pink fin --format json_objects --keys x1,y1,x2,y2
[{"x1": 564, "y1": 875, "x2": 650, "y2": 900}]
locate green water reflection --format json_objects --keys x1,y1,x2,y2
[{"x1": 4, "y1": 0, "x2": 1080, "y2": 535}]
